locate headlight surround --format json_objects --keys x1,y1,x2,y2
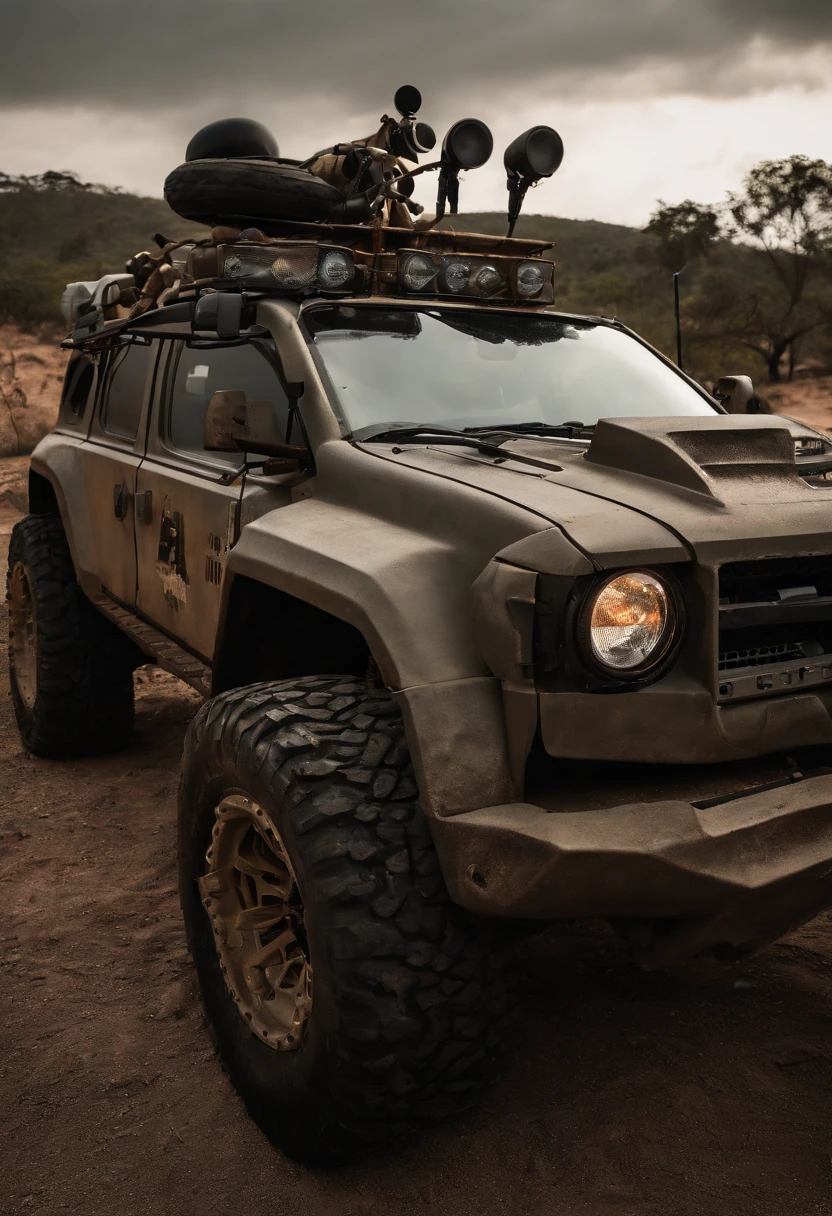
[
  {"x1": 578, "y1": 570, "x2": 679, "y2": 678},
  {"x1": 514, "y1": 260, "x2": 546, "y2": 299},
  {"x1": 220, "y1": 242, "x2": 356, "y2": 293},
  {"x1": 393, "y1": 249, "x2": 554, "y2": 302},
  {"x1": 399, "y1": 252, "x2": 437, "y2": 292},
  {"x1": 469, "y1": 262, "x2": 504, "y2": 298},
  {"x1": 439, "y1": 256, "x2": 471, "y2": 294},
  {"x1": 318, "y1": 248, "x2": 354, "y2": 290}
]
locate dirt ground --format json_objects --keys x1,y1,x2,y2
[{"x1": 3, "y1": 362, "x2": 832, "y2": 1215}]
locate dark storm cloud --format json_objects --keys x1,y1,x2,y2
[{"x1": 4, "y1": 0, "x2": 832, "y2": 113}]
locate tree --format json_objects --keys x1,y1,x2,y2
[
  {"x1": 721, "y1": 156, "x2": 832, "y2": 380},
  {"x1": 644, "y1": 199, "x2": 720, "y2": 272}
]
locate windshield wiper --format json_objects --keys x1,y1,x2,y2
[
  {"x1": 358, "y1": 424, "x2": 562, "y2": 473},
  {"x1": 464, "y1": 421, "x2": 595, "y2": 440}
]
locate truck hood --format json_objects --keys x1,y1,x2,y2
[{"x1": 368, "y1": 414, "x2": 832, "y2": 568}]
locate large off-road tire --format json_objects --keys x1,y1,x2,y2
[
  {"x1": 6, "y1": 515, "x2": 136, "y2": 757},
  {"x1": 164, "y1": 158, "x2": 344, "y2": 226},
  {"x1": 179, "y1": 676, "x2": 518, "y2": 1164}
]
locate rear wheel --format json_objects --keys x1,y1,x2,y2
[
  {"x1": 178, "y1": 676, "x2": 519, "y2": 1163},
  {"x1": 6, "y1": 515, "x2": 136, "y2": 757}
]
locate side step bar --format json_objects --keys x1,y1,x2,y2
[{"x1": 93, "y1": 593, "x2": 211, "y2": 697}]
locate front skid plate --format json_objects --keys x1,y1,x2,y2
[{"x1": 433, "y1": 773, "x2": 832, "y2": 967}]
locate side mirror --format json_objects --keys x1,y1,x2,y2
[
  {"x1": 713, "y1": 375, "x2": 771, "y2": 415},
  {"x1": 204, "y1": 390, "x2": 311, "y2": 460}
]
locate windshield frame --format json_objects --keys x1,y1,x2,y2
[{"x1": 298, "y1": 298, "x2": 724, "y2": 440}]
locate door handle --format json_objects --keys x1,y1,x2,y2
[
  {"x1": 135, "y1": 490, "x2": 153, "y2": 525},
  {"x1": 113, "y1": 482, "x2": 130, "y2": 521}
]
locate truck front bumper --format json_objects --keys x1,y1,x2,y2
[{"x1": 433, "y1": 772, "x2": 832, "y2": 968}]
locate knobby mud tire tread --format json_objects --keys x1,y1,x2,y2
[
  {"x1": 7, "y1": 515, "x2": 136, "y2": 757},
  {"x1": 179, "y1": 676, "x2": 520, "y2": 1164},
  {"x1": 164, "y1": 159, "x2": 344, "y2": 225}
]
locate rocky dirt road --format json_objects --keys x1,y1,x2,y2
[{"x1": 2, "y1": 447, "x2": 832, "y2": 1216}]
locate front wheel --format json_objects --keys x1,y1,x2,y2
[{"x1": 178, "y1": 677, "x2": 519, "y2": 1163}]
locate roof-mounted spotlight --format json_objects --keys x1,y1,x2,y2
[
  {"x1": 389, "y1": 85, "x2": 437, "y2": 161},
  {"x1": 394, "y1": 85, "x2": 422, "y2": 118},
  {"x1": 436, "y1": 118, "x2": 493, "y2": 220},
  {"x1": 504, "y1": 125, "x2": 564, "y2": 236}
]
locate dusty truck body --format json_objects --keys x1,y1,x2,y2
[{"x1": 10, "y1": 103, "x2": 832, "y2": 1161}]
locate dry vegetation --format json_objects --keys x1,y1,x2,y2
[{"x1": 0, "y1": 325, "x2": 66, "y2": 456}]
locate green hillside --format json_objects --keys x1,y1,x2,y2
[
  {"x1": 0, "y1": 173, "x2": 805, "y2": 384},
  {"x1": 0, "y1": 177, "x2": 677, "y2": 349},
  {"x1": 0, "y1": 174, "x2": 208, "y2": 327}
]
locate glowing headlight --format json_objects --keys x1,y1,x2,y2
[
  {"x1": 583, "y1": 571, "x2": 676, "y2": 674},
  {"x1": 470, "y1": 263, "x2": 503, "y2": 297},
  {"x1": 440, "y1": 257, "x2": 471, "y2": 294},
  {"x1": 319, "y1": 248, "x2": 353, "y2": 290},
  {"x1": 515, "y1": 261, "x2": 546, "y2": 299},
  {"x1": 400, "y1": 252, "x2": 437, "y2": 292}
]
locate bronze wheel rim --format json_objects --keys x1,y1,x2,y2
[
  {"x1": 199, "y1": 794, "x2": 313, "y2": 1051},
  {"x1": 8, "y1": 561, "x2": 37, "y2": 712}
]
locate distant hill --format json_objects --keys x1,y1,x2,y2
[
  {"x1": 440, "y1": 211, "x2": 652, "y2": 273},
  {"x1": 0, "y1": 173, "x2": 719, "y2": 377},
  {"x1": 0, "y1": 178, "x2": 204, "y2": 270},
  {"x1": 0, "y1": 173, "x2": 665, "y2": 328},
  {"x1": 0, "y1": 173, "x2": 207, "y2": 327}
]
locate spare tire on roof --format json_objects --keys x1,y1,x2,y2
[
  {"x1": 164, "y1": 158, "x2": 345, "y2": 226},
  {"x1": 186, "y1": 118, "x2": 280, "y2": 162}
]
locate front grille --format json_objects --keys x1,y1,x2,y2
[
  {"x1": 720, "y1": 556, "x2": 832, "y2": 601},
  {"x1": 719, "y1": 642, "x2": 805, "y2": 671},
  {"x1": 717, "y1": 555, "x2": 832, "y2": 689}
]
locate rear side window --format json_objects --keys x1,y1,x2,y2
[
  {"x1": 58, "y1": 353, "x2": 96, "y2": 430},
  {"x1": 64, "y1": 356, "x2": 94, "y2": 416},
  {"x1": 99, "y1": 340, "x2": 156, "y2": 441},
  {"x1": 166, "y1": 342, "x2": 289, "y2": 465}
]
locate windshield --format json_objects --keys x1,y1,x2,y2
[{"x1": 305, "y1": 305, "x2": 717, "y2": 435}]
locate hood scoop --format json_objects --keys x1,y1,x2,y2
[{"x1": 584, "y1": 415, "x2": 800, "y2": 502}]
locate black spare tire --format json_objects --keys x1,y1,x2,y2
[{"x1": 164, "y1": 158, "x2": 345, "y2": 225}]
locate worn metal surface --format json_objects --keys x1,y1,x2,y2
[
  {"x1": 92, "y1": 595, "x2": 211, "y2": 695},
  {"x1": 432, "y1": 771, "x2": 832, "y2": 963}
]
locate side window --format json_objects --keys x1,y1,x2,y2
[
  {"x1": 99, "y1": 339, "x2": 157, "y2": 442},
  {"x1": 58, "y1": 353, "x2": 96, "y2": 429},
  {"x1": 166, "y1": 342, "x2": 289, "y2": 467}
]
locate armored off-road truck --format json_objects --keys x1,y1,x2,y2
[{"x1": 9, "y1": 100, "x2": 832, "y2": 1162}]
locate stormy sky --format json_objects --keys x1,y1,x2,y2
[{"x1": 3, "y1": 0, "x2": 832, "y2": 225}]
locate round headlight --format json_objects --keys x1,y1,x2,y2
[
  {"x1": 318, "y1": 248, "x2": 353, "y2": 290},
  {"x1": 470, "y1": 263, "x2": 503, "y2": 297},
  {"x1": 584, "y1": 571, "x2": 675, "y2": 674},
  {"x1": 515, "y1": 261, "x2": 545, "y2": 299},
  {"x1": 400, "y1": 252, "x2": 436, "y2": 292},
  {"x1": 439, "y1": 257, "x2": 471, "y2": 294}
]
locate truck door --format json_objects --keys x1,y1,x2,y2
[
  {"x1": 134, "y1": 339, "x2": 292, "y2": 662},
  {"x1": 81, "y1": 337, "x2": 159, "y2": 606}
]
